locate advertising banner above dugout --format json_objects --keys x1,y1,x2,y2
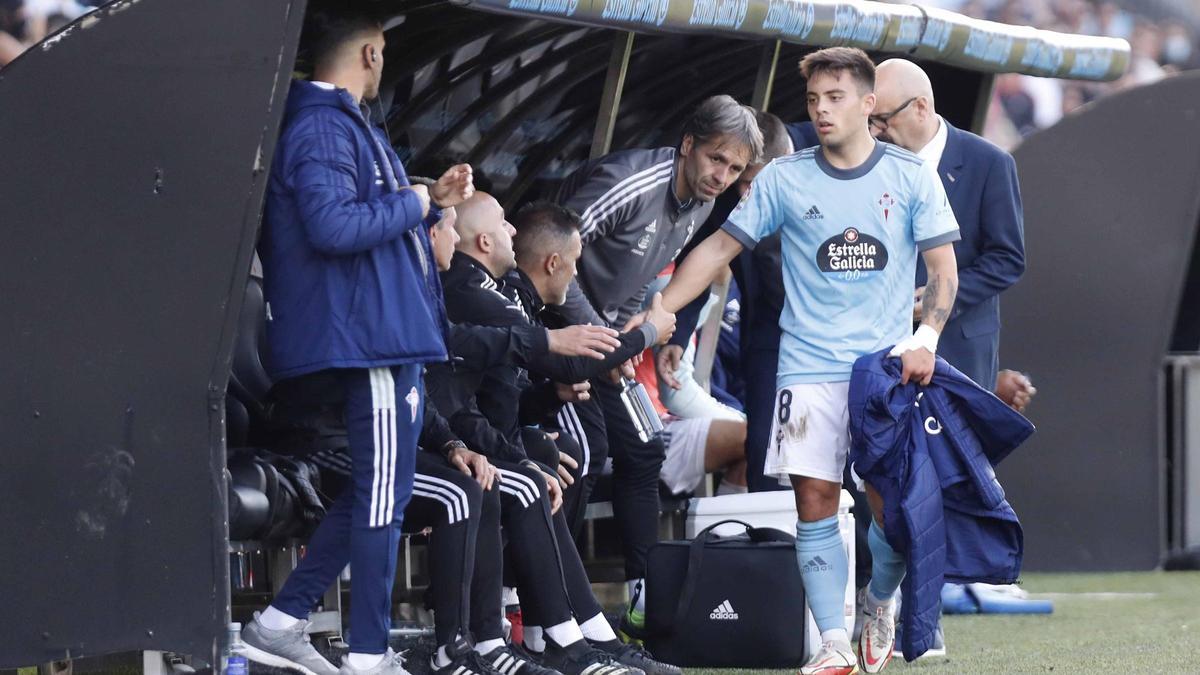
[{"x1": 455, "y1": 0, "x2": 1130, "y2": 81}]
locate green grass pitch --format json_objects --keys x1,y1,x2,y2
[{"x1": 688, "y1": 571, "x2": 1200, "y2": 674}]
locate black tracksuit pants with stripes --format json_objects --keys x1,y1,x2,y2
[
  {"x1": 404, "y1": 452, "x2": 483, "y2": 648},
  {"x1": 549, "y1": 410, "x2": 597, "y2": 540},
  {"x1": 559, "y1": 378, "x2": 664, "y2": 581},
  {"x1": 486, "y1": 461, "x2": 603, "y2": 641}
]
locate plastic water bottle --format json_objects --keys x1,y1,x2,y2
[{"x1": 224, "y1": 623, "x2": 249, "y2": 675}]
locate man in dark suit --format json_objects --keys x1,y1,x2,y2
[
  {"x1": 868, "y1": 58, "x2": 1026, "y2": 659},
  {"x1": 872, "y1": 59, "x2": 1026, "y2": 390}
]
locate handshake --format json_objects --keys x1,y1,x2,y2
[
  {"x1": 543, "y1": 292, "x2": 677, "y2": 361},
  {"x1": 623, "y1": 292, "x2": 676, "y2": 347}
]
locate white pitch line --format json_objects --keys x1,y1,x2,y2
[{"x1": 1036, "y1": 592, "x2": 1159, "y2": 600}]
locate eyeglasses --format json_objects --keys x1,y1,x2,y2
[{"x1": 869, "y1": 97, "x2": 918, "y2": 131}]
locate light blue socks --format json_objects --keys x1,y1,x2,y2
[
  {"x1": 867, "y1": 520, "x2": 906, "y2": 604},
  {"x1": 795, "y1": 516, "x2": 849, "y2": 636}
]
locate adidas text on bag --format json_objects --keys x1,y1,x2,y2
[{"x1": 709, "y1": 600, "x2": 739, "y2": 621}]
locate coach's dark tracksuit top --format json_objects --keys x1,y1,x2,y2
[
  {"x1": 556, "y1": 147, "x2": 714, "y2": 327},
  {"x1": 431, "y1": 253, "x2": 653, "y2": 459}
]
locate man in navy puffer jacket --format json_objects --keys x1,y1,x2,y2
[
  {"x1": 849, "y1": 349, "x2": 1033, "y2": 660},
  {"x1": 241, "y1": 8, "x2": 475, "y2": 675}
]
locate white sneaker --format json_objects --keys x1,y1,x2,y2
[
  {"x1": 338, "y1": 649, "x2": 412, "y2": 675},
  {"x1": 800, "y1": 641, "x2": 858, "y2": 675},
  {"x1": 241, "y1": 614, "x2": 339, "y2": 675},
  {"x1": 857, "y1": 600, "x2": 896, "y2": 673}
]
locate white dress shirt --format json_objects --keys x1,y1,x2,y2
[{"x1": 916, "y1": 115, "x2": 949, "y2": 183}]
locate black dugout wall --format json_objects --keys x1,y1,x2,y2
[{"x1": 0, "y1": 0, "x2": 305, "y2": 666}]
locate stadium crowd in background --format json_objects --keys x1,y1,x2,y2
[
  {"x1": 919, "y1": 0, "x2": 1199, "y2": 147},
  {"x1": 3, "y1": 0, "x2": 1194, "y2": 142},
  {"x1": 0, "y1": 0, "x2": 95, "y2": 66}
]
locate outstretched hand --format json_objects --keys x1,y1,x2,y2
[
  {"x1": 656, "y1": 344, "x2": 684, "y2": 390},
  {"x1": 431, "y1": 163, "x2": 475, "y2": 208},
  {"x1": 547, "y1": 324, "x2": 621, "y2": 359}
]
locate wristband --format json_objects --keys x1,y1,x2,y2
[
  {"x1": 888, "y1": 324, "x2": 940, "y2": 357},
  {"x1": 912, "y1": 324, "x2": 940, "y2": 353}
]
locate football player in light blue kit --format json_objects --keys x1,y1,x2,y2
[{"x1": 650, "y1": 48, "x2": 960, "y2": 674}]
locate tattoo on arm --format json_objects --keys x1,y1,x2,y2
[{"x1": 922, "y1": 274, "x2": 956, "y2": 331}]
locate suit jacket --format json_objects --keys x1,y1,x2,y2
[{"x1": 916, "y1": 121, "x2": 1025, "y2": 389}]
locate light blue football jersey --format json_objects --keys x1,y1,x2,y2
[{"x1": 722, "y1": 141, "x2": 960, "y2": 386}]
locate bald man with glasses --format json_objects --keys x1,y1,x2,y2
[
  {"x1": 869, "y1": 58, "x2": 1027, "y2": 660},
  {"x1": 872, "y1": 58, "x2": 1026, "y2": 396}
]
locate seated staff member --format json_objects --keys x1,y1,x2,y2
[
  {"x1": 423, "y1": 198, "x2": 648, "y2": 675},
  {"x1": 436, "y1": 195, "x2": 680, "y2": 675}
]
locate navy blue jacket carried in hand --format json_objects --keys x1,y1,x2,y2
[
  {"x1": 848, "y1": 348, "x2": 1033, "y2": 660},
  {"x1": 260, "y1": 79, "x2": 448, "y2": 380}
]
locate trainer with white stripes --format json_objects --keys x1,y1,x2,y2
[
  {"x1": 554, "y1": 95, "x2": 763, "y2": 637},
  {"x1": 243, "y1": 6, "x2": 475, "y2": 674}
]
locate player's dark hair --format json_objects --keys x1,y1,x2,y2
[
  {"x1": 513, "y1": 201, "x2": 581, "y2": 266},
  {"x1": 799, "y1": 47, "x2": 876, "y2": 95},
  {"x1": 298, "y1": 2, "x2": 384, "y2": 70}
]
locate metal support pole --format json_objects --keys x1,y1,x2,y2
[
  {"x1": 692, "y1": 275, "x2": 729, "y2": 392},
  {"x1": 590, "y1": 31, "x2": 635, "y2": 159},
  {"x1": 751, "y1": 40, "x2": 781, "y2": 111},
  {"x1": 971, "y1": 73, "x2": 996, "y2": 136}
]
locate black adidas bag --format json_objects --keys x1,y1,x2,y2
[{"x1": 643, "y1": 519, "x2": 807, "y2": 668}]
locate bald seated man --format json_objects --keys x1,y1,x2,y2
[{"x1": 434, "y1": 192, "x2": 682, "y2": 675}]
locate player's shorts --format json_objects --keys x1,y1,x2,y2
[
  {"x1": 660, "y1": 417, "x2": 711, "y2": 495},
  {"x1": 763, "y1": 382, "x2": 860, "y2": 487},
  {"x1": 660, "y1": 404, "x2": 744, "y2": 495}
]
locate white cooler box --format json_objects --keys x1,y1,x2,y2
[{"x1": 686, "y1": 490, "x2": 856, "y2": 660}]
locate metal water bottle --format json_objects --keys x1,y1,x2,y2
[{"x1": 619, "y1": 378, "x2": 664, "y2": 443}]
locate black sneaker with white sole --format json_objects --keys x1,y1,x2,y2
[
  {"x1": 591, "y1": 641, "x2": 680, "y2": 675},
  {"x1": 479, "y1": 645, "x2": 562, "y2": 675},
  {"x1": 432, "y1": 649, "x2": 503, "y2": 675},
  {"x1": 539, "y1": 641, "x2": 644, "y2": 675}
]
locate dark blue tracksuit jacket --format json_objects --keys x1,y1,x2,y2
[
  {"x1": 260, "y1": 79, "x2": 448, "y2": 381},
  {"x1": 849, "y1": 349, "x2": 1034, "y2": 660}
]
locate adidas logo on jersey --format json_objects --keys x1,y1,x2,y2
[
  {"x1": 802, "y1": 556, "x2": 833, "y2": 573},
  {"x1": 709, "y1": 600, "x2": 739, "y2": 620},
  {"x1": 803, "y1": 205, "x2": 824, "y2": 220}
]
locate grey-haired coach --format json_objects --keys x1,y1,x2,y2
[{"x1": 551, "y1": 95, "x2": 763, "y2": 633}]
